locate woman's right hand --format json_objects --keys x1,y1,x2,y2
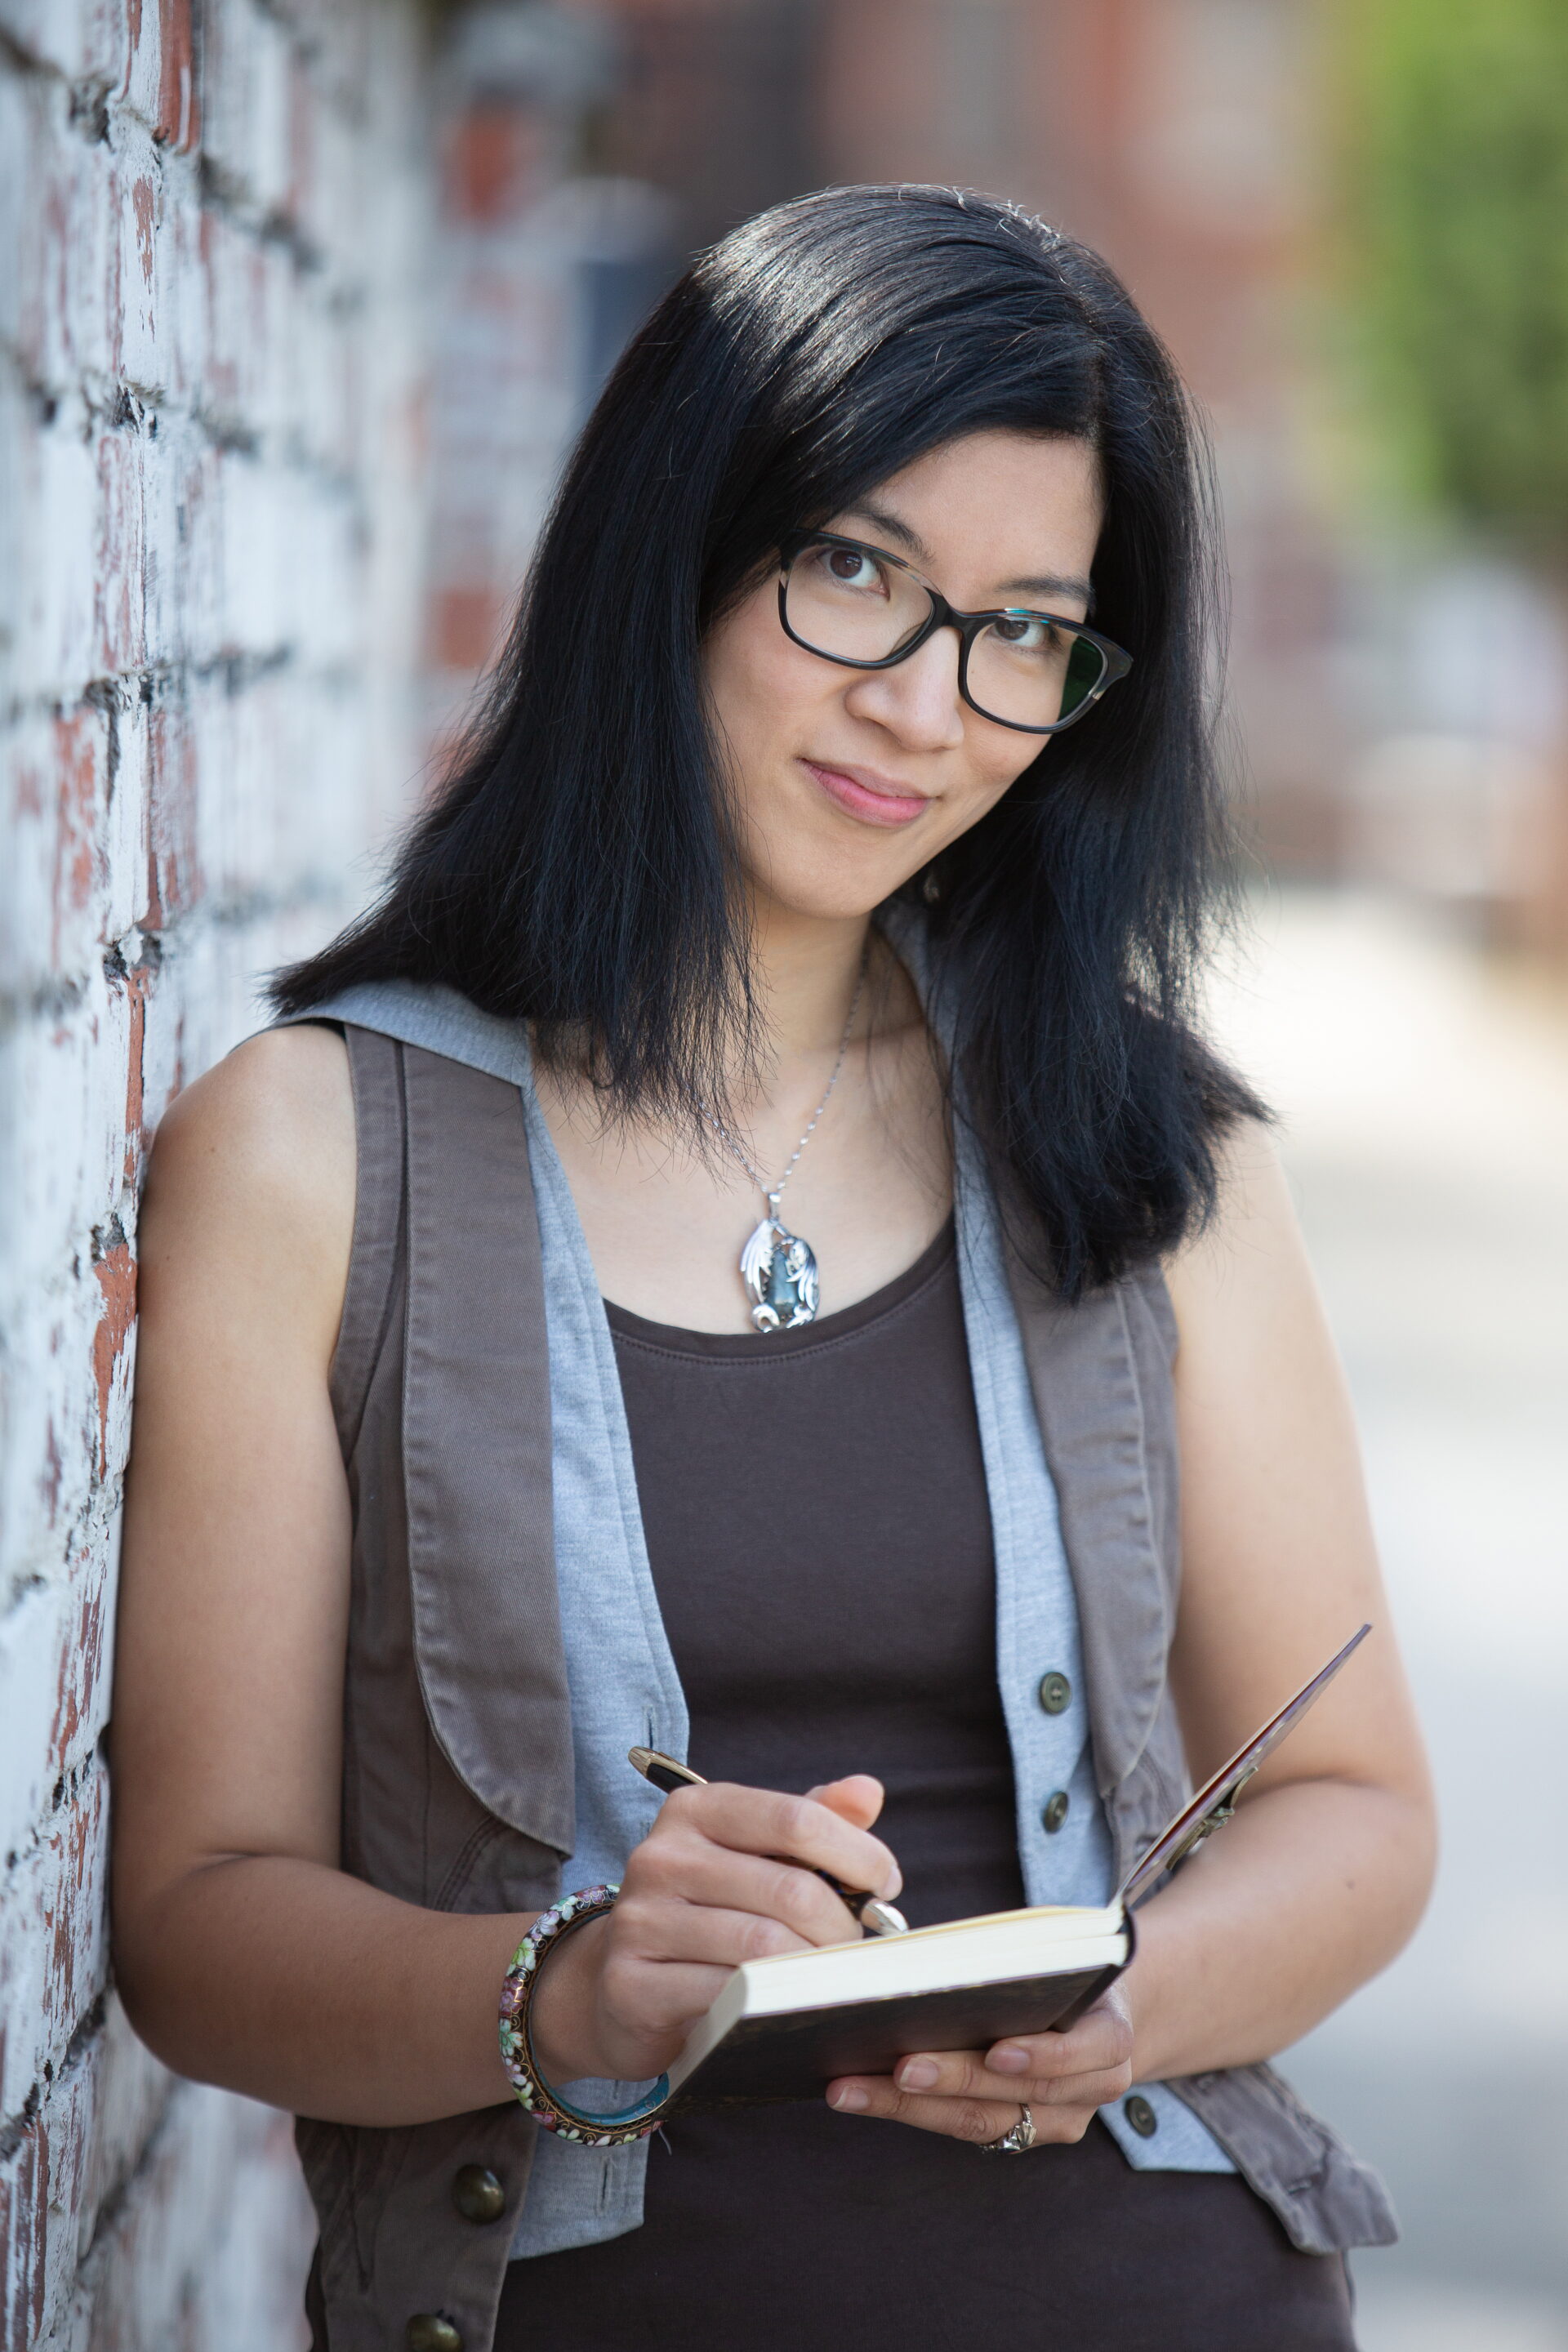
[{"x1": 531, "y1": 1775, "x2": 902, "y2": 2086}]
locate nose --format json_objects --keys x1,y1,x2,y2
[{"x1": 843, "y1": 626, "x2": 967, "y2": 752}]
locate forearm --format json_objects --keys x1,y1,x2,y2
[
  {"x1": 114, "y1": 1855, "x2": 534, "y2": 2126},
  {"x1": 1123, "y1": 1776, "x2": 1435, "y2": 2083}
]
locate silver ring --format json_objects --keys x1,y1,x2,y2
[{"x1": 978, "y1": 2104, "x2": 1036, "y2": 2155}]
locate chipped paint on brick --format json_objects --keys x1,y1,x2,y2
[
  {"x1": 155, "y1": 0, "x2": 200, "y2": 155},
  {"x1": 118, "y1": 951, "x2": 155, "y2": 1184},
  {"x1": 131, "y1": 176, "x2": 157, "y2": 290},
  {"x1": 89, "y1": 1244, "x2": 136, "y2": 1481},
  {"x1": 1, "y1": 4, "x2": 467, "y2": 2341},
  {"x1": 50, "y1": 710, "x2": 103, "y2": 963},
  {"x1": 145, "y1": 688, "x2": 200, "y2": 929}
]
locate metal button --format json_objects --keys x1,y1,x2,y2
[
  {"x1": 1041, "y1": 1789, "x2": 1070, "y2": 1833},
  {"x1": 1036, "y1": 1670, "x2": 1071, "y2": 1715},
  {"x1": 406, "y1": 2319, "x2": 463, "y2": 2352},
  {"x1": 1124, "y1": 2093, "x2": 1159, "y2": 2139},
  {"x1": 451, "y1": 2163, "x2": 505, "y2": 2225}
]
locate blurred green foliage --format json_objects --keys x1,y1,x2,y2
[{"x1": 1338, "y1": 0, "x2": 1568, "y2": 548}]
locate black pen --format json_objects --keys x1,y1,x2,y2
[{"x1": 627, "y1": 1746, "x2": 909, "y2": 1936}]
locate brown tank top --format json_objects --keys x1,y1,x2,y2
[
  {"x1": 605, "y1": 1214, "x2": 1024, "y2": 1927},
  {"x1": 500, "y1": 1219, "x2": 1357, "y2": 2352}
]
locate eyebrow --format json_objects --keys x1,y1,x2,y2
[{"x1": 844, "y1": 501, "x2": 1094, "y2": 611}]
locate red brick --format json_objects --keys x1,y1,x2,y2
[
  {"x1": 153, "y1": 0, "x2": 200, "y2": 153},
  {"x1": 2, "y1": 2, "x2": 451, "y2": 2339}
]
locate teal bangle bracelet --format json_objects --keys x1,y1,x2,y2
[{"x1": 498, "y1": 1883, "x2": 672, "y2": 2146}]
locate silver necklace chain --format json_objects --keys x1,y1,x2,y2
[{"x1": 694, "y1": 945, "x2": 869, "y2": 1214}]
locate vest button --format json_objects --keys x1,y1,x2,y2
[
  {"x1": 1036, "y1": 1670, "x2": 1071, "y2": 1715},
  {"x1": 407, "y1": 2319, "x2": 464, "y2": 2352},
  {"x1": 1041, "y1": 1789, "x2": 1070, "y2": 1834},
  {"x1": 452, "y1": 2163, "x2": 506, "y2": 2224},
  {"x1": 1124, "y1": 2093, "x2": 1159, "y2": 2139}
]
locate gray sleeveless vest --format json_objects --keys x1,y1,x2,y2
[{"x1": 283, "y1": 980, "x2": 1396, "y2": 2352}]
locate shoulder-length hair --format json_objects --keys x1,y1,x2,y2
[{"x1": 275, "y1": 183, "x2": 1262, "y2": 1298}]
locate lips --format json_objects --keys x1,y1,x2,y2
[{"x1": 802, "y1": 760, "x2": 930, "y2": 828}]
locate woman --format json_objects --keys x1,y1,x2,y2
[{"x1": 113, "y1": 187, "x2": 1435, "y2": 2350}]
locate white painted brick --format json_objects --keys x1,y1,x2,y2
[
  {"x1": 0, "y1": 2, "x2": 130, "y2": 103},
  {"x1": 74, "y1": 1996, "x2": 175, "y2": 2253},
  {"x1": 149, "y1": 154, "x2": 207, "y2": 414},
  {"x1": 200, "y1": 0, "x2": 296, "y2": 220},
  {"x1": 284, "y1": 0, "x2": 376, "y2": 118},
  {"x1": 69, "y1": 2079, "x2": 313, "y2": 2352},
  {"x1": 105, "y1": 121, "x2": 169, "y2": 398},
  {"x1": 0, "y1": 692, "x2": 147, "y2": 998},
  {"x1": 0, "y1": 1587, "x2": 64, "y2": 1860},
  {"x1": 1, "y1": 2032, "x2": 94, "y2": 2340},
  {"x1": 13, "y1": 399, "x2": 100, "y2": 702},
  {"x1": 0, "y1": 967, "x2": 143, "y2": 1322},
  {"x1": 290, "y1": 69, "x2": 361, "y2": 291},
  {"x1": 192, "y1": 200, "x2": 286, "y2": 448},
  {"x1": 0, "y1": 1758, "x2": 110, "y2": 2118},
  {"x1": 120, "y1": 0, "x2": 198, "y2": 155},
  {"x1": 8, "y1": 77, "x2": 116, "y2": 396},
  {"x1": 2, "y1": 2, "x2": 439, "y2": 2338},
  {"x1": 0, "y1": 68, "x2": 32, "y2": 359}
]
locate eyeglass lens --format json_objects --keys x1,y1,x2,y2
[{"x1": 783, "y1": 539, "x2": 1107, "y2": 730}]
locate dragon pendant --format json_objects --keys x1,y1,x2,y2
[{"x1": 739, "y1": 1208, "x2": 820, "y2": 1333}]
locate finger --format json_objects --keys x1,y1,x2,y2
[
  {"x1": 660, "y1": 1780, "x2": 903, "y2": 1900},
  {"x1": 890, "y1": 2047, "x2": 1131, "y2": 2113},
  {"x1": 804, "y1": 1775, "x2": 885, "y2": 1831},
  {"x1": 826, "y1": 2076, "x2": 1100, "y2": 2147},
  {"x1": 627, "y1": 1838, "x2": 866, "y2": 1947},
  {"x1": 614, "y1": 1896, "x2": 815, "y2": 1970},
  {"x1": 986, "y1": 2001, "x2": 1134, "y2": 2084},
  {"x1": 826, "y1": 2075, "x2": 1025, "y2": 2144}
]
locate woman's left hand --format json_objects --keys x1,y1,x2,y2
[{"x1": 824, "y1": 1984, "x2": 1134, "y2": 2145}]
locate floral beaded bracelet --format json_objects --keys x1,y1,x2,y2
[{"x1": 497, "y1": 1883, "x2": 673, "y2": 2146}]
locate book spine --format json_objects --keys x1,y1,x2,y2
[{"x1": 1048, "y1": 1907, "x2": 1135, "y2": 2034}]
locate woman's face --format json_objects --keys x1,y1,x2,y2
[{"x1": 703, "y1": 427, "x2": 1105, "y2": 924}]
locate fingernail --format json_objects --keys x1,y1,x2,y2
[
  {"x1": 898, "y1": 2059, "x2": 938, "y2": 2091},
  {"x1": 831, "y1": 2085, "x2": 869, "y2": 2113},
  {"x1": 990, "y1": 2044, "x2": 1030, "y2": 2074}
]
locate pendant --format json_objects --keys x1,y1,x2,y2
[{"x1": 739, "y1": 1201, "x2": 820, "y2": 1333}]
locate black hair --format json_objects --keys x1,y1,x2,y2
[{"x1": 274, "y1": 184, "x2": 1263, "y2": 1298}]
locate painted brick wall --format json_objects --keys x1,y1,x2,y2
[{"x1": 0, "y1": 3, "x2": 432, "y2": 2343}]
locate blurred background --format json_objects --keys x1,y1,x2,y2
[{"x1": 2, "y1": 2, "x2": 1565, "y2": 2345}]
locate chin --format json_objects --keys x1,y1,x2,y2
[
  {"x1": 755, "y1": 854, "x2": 917, "y2": 925},
  {"x1": 738, "y1": 788, "x2": 936, "y2": 922}
]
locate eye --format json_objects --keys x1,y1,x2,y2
[
  {"x1": 991, "y1": 614, "x2": 1054, "y2": 650},
  {"x1": 818, "y1": 545, "x2": 888, "y2": 595}
]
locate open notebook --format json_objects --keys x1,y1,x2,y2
[{"x1": 662, "y1": 1625, "x2": 1370, "y2": 2106}]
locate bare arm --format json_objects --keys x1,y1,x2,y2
[
  {"x1": 827, "y1": 1122, "x2": 1436, "y2": 2139},
  {"x1": 1122, "y1": 1121, "x2": 1435, "y2": 2076},
  {"x1": 111, "y1": 1027, "x2": 521, "y2": 2123},
  {"x1": 110, "y1": 1029, "x2": 899, "y2": 2125}
]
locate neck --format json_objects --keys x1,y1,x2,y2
[{"x1": 742, "y1": 897, "x2": 872, "y2": 1074}]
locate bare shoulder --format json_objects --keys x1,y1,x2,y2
[
  {"x1": 1164, "y1": 1117, "x2": 1315, "y2": 1333},
  {"x1": 140, "y1": 1023, "x2": 356, "y2": 1354}
]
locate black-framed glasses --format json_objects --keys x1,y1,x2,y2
[{"x1": 778, "y1": 528, "x2": 1132, "y2": 735}]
